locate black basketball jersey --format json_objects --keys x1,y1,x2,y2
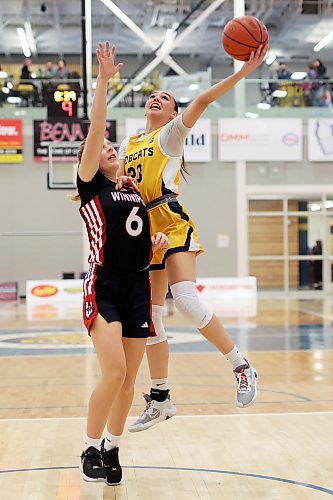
[{"x1": 77, "y1": 170, "x2": 152, "y2": 274}]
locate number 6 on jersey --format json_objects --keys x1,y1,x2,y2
[{"x1": 126, "y1": 207, "x2": 143, "y2": 236}]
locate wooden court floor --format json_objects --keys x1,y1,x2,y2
[{"x1": 0, "y1": 297, "x2": 332, "y2": 499}]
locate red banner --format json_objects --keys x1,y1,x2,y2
[
  {"x1": 0, "y1": 282, "x2": 18, "y2": 302},
  {"x1": 0, "y1": 119, "x2": 23, "y2": 163}
]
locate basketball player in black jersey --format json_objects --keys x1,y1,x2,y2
[{"x1": 76, "y1": 42, "x2": 169, "y2": 486}]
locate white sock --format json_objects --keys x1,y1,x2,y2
[
  {"x1": 151, "y1": 378, "x2": 168, "y2": 390},
  {"x1": 225, "y1": 345, "x2": 246, "y2": 371},
  {"x1": 104, "y1": 431, "x2": 121, "y2": 451},
  {"x1": 84, "y1": 436, "x2": 102, "y2": 451}
]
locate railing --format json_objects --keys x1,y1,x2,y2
[{"x1": 0, "y1": 75, "x2": 332, "y2": 111}]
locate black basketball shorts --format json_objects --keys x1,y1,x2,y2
[{"x1": 82, "y1": 265, "x2": 155, "y2": 339}]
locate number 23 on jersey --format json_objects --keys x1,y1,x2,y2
[{"x1": 127, "y1": 163, "x2": 143, "y2": 183}]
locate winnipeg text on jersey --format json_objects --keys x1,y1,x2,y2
[{"x1": 111, "y1": 191, "x2": 144, "y2": 204}]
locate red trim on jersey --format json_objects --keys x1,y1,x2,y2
[
  {"x1": 80, "y1": 195, "x2": 106, "y2": 266},
  {"x1": 82, "y1": 267, "x2": 98, "y2": 335},
  {"x1": 92, "y1": 196, "x2": 106, "y2": 265}
]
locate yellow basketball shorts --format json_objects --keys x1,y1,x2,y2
[{"x1": 148, "y1": 199, "x2": 204, "y2": 270}]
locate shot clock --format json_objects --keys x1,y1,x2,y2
[{"x1": 47, "y1": 88, "x2": 78, "y2": 118}]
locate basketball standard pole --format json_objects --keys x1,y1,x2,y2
[
  {"x1": 81, "y1": 0, "x2": 92, "y2": 120},
  {"x1": 82, "y1": 0, "x2": 92, "y2": 272},
  {"x1": 81, "y1": 0, "x2": 88, "y2": 119},
  {"x1": 233, "y1": 0, "x2": 248, "y2": 278}
]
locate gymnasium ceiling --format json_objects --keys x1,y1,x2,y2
[{"x1": 1, "y1": 0, "x2": 333, "y2": 66}]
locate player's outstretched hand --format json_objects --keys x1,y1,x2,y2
[
  {"x1": 240, "y1": 44, "x2": 268, "y2": 76},
  {"x1": 96, "y1": 42, "x2": 123, "y2": 80},
  {"x1": 151, "y1": 232, "x2": 169, "y2": 253},
  {"x1": 115, "y1": 175, "x2": 140, "y2": 192}
]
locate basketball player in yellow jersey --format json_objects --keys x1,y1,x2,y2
[
  {"x1": 121, "y1": 125, "x2": 203, "y2": 269},
  {"x1": 117, "y1": 44, "x2": 268, "y2": 432}
]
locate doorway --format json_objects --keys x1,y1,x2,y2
[{"x1": 247, "y1": 195, "x2": 333, "y2": 292}]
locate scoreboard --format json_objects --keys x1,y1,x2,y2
[{"x1": 47, "y1": 88, "x2": 78, "y2": 118}]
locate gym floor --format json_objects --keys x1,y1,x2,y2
[{"x1": 0, "y1": 297, "x2": 332, "y2": 499}]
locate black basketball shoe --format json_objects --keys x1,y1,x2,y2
[
  {"x1": 80, "y1": 446, "x2": 105, "y2": 482},
  {"x1": 101, "y1": 439, "x2": 122, "y2": 486}
]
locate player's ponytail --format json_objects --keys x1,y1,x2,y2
[
  {"x1": 69, "y1": 138, "x2": 86, "y2": 201},
  {"x1": 180, "y1": 154, "x2": 190, "y2": 181},
  {"x1": 171, "y1": 97, "x2": 190, "y2": 181}
]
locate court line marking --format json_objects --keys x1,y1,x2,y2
[
  {"x1": 1, "y1": 398, "x2": 332, "y2": 413},
  {"x1": 0, "y1": 465, "x2": 332, "y2": 495},
  {"x1": 0, "y1": 381, "x2": 314, "y2": 402},
  {"x1": 1, "y1": 348, "x2": 333, "y2": 359},
  {"x1": 298, "y1": 307, "x2": 333, "y2": 321},
  {"x1": 0, "y1": 411, "x2": 332, "y2": 422}
]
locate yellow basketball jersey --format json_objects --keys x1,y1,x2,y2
[
  {"x1": 124, "y1": 127, "x2": 204, "y2": 269},
  {"x1": 124, "y1": 127, "x2": 181, "y2": 204}
]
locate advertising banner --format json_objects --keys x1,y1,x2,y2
[
  {"x1": 308, "y1": 118, "x2": 333, "y2": 161},
  {"x1": 0, "y1": 282, "x2": 18, "y2": 302},
  {"x1": 0, "y1": 119, "x2": 23, "y2": 163},
  {"x1": 196, "y1": 277, "x2": 257, "y2": 317},
  {"x1": 26, "y1": 280, "x2": 83, "y2": 304},
  {"x1": 33, "y1": 119, "x2": 116, "y2": 162},
  {"x1": 125, "y1": 117, "x2": 212, "y2": 162},
  {"x1": 218, "y1": 118, "x2": 302, "y2": 161}
]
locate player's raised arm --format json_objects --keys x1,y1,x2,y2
[
  {"x1": 78, "y1": 43, "x2": 123, "y2": 182},
  {"x1": 182, "y1": 44, "x2": 268, "y2": 129}
]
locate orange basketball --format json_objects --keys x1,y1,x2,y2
[{"x1": 222, "y1": 16, "x2": 268, "y2": 61}]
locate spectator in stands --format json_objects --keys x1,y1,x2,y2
[
  {"x1": 41, "y1": 61, "x2": 57, "y2": 106},
  {"x1": 55, "y1": 58, "x2": 68, "y2": 79},
  {"x1": 303, "y1": 63, "x2": 318, "y2": 106},
  {"x1": 19, "y1": 57, "x2": 39, "y2": 105},
  {"x1": 312, "y1": 240, "x2": 323, "y2": 289},
  {"x1": 20, "y1": 58, "x2": 33, "y2": 80},
  {"x1": 313, "y1": 58, "x2": 327, "y2": 79},
  {"x1": 312, "y1": 59, "x2": 330, "y2": 107},
  {"x1": 43, "y1": 61, "x2": 56, "y2": 78},
  {"x1": 277, "y1": 63, "x2": 292, "y2": 79},
  {"x1": 267, "y1": 60, "x2": 280, "y2": 104}
]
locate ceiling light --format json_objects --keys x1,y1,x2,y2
[
  {"x1": 7, "y1": 96, "x2": 22, "y2": 104},
  {"x1": 24, "y1": 22, "x2": 37, "y2": 55},
  {"x1": 7, "y1": 82, "x2": 13, "y2": 89},
  {"x1": 133, "y1": 84, "x2": 142, "y2": 91},
  {"x1": 245, "y1": 112, "x2": 259, "y2": 118},
  {"x1": 160, "y1": 27, "x2": 176, "y2": 54},
  {"x1": 272, "y1": 89, "x2": 287, "y2": 98},
  {"x1": 0, "y1": 71, "x2": 7, "y2": 78},
  {"x1": 17, "y1": 27, "x2": 31, "y2": 57},
  {"x1": 310, "y1": 203, "x2": 321, "y2": 211},
  {"x1": 265, "y1": 52, "x2": 277, "y2": 65},
  {"x1": 256, "y1": 102, "x2": 271, "y2": 110},
  {"x1": 179, "y1": 97, "x2": 190, "y2": 103},
  {"x1": 290, "y1": 72, "x2": 307, "y2": 80},
  {"x1": 313, "y1": 31, "x2": 333, "y2": 52},
  {"x1": 189, "y1": 83, "x2": 199, "y2": 91},
  {"x1": 2, "y1": 87, "x2": 9, "y2": 94}
]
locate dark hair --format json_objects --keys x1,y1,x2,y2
[
  {"x1": 77, "y1": 138, "x2": 86, "y2": 164},
  {"x1": 69, "y1": 139, "x2": 86, "y2": 201},
  {"x1": 170, "y1": 95, "x2": 189, "y2": 180}
]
